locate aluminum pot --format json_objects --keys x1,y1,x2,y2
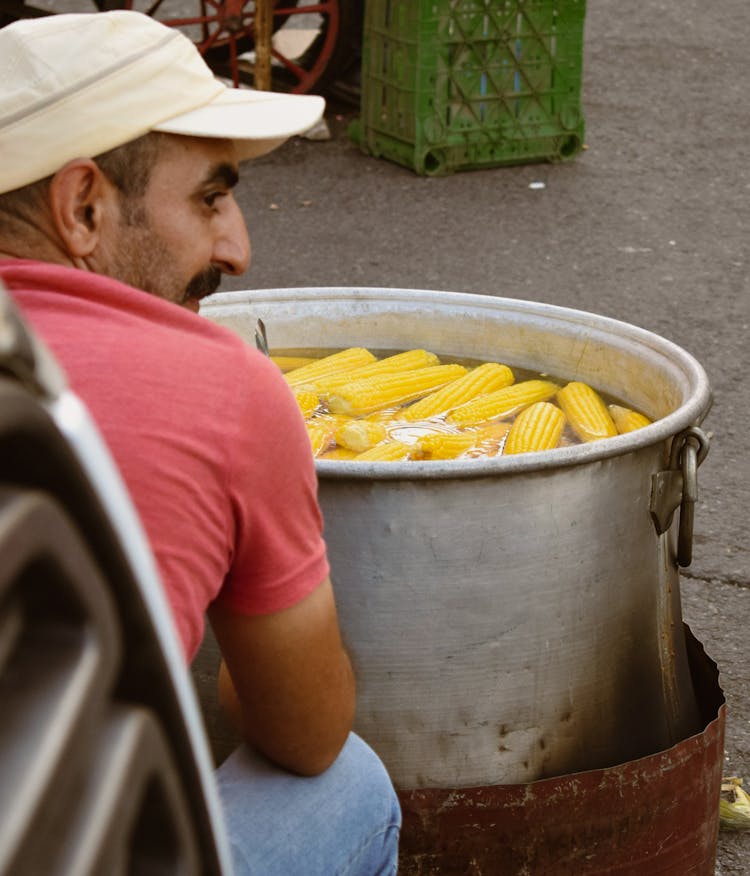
[{"x1": 202, "y1": 287, "x2": 712, "y2": 788}]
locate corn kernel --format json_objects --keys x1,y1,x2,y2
[
  {"x1": 609, "y1": 404, "x2": 652, "y2": 434},
  {"x1": 402, "y1": 362, "x2": 515, "y2": 421},
  {"x1": 293, "y1": 388, "x2": 320, "y2": 419},
  {"x1": 304, "y1": 414, "x2": 350, "y2": 457},
  {"x1": 272, "y1": 355, "x2": 317, "y2": 372},
  {"x1": 447, "y1": 379, "x2": 560, "y2": 427},
  {"x1": 320, "y1": 447, "x2": 360, "y2": 460},
  {"x1": 465, "y1": 422, "x2": 512, "y2": 457},
  {"x1": 285, "y1": 348, "x2": 376, "y2": 387},
  {"x1": 557, "y1": 382, "x2": 617, "y2": 442},
  {"x1": 315, "y1": 349, "x2": 440, "y2": 393},
  {"x1": 416, "y1": 431, "x2": 479, "y2": 460},
  {"x1": 327, "y1": 364, "x2": 468, "y2": 416},
  {"x1": 354, "y1": 441, "x2": 412, "y2": 462},
  {"x1": 504, "y1": 402, "x2": 566, "y2": 454},
  {"x1": 305, "y1": 421, "x2": 335, "y2": 457},
  {"x1": 335, "y1": 420, "x2": 389, "y2": 453}
]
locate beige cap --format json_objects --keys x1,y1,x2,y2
[{"x1": 0, "y1": 10, "x2": 325, "y2": 194}]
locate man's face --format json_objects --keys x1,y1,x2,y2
[{"x1": 106, "y1": 135, "x2": 251, "y2": 311}]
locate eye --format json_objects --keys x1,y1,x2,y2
[{"x1": 204, "y1": 191, "x2": 226, "y2": 208}]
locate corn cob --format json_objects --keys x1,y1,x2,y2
[
  {"x1": 556, "y1": 382, "x2": 618, "y2": 442},
  {"x1": 465, "y1": 422, "x2": 512, "y2": 458},
  {"x1": 272, "y1": 355, "x2": 317, "y2": 372},
  {"x1": 720, "y1": 778, "x2": 750, "y2": 831},
  {"x1": 327, "y1": 364, "x2": 468, "y2": 416},
  {"x1": 447, "y1": 379, "x2": 560, "y2": 427},
  {"x1": 313, "y1": 414, "x2": 352, "y2": 431},
  {"x1": 416, "y1": 431, "x2": 480, "y2": 460},
  {"x1": 503, "y1": 402, "x2": 566, "y2": 455},
  {"x1": 320, "y1": 447, "x2": 360, "y2": 460},
  {"x1": 354, "y1": 440, "x2": 412, "y2": 462},
  {"x1": 285, "y1": 347, "x2": 376, "y2": 387},
  {"x1": 335, "y1": 420, "x2": 389, "y2": 453},
  {"x1": 609, "y1": 404, "x2": 652, "y2": 434},
  {"x1": 416, "y1": 422, "x2": 511, "y2": 460},
  {"x1": 401, "y1": 362, "x2": 515, "y2": 421},
  {"x1": 305, "y1": 421, "x2": 335, "y2": 457},
  {"x1": 293, "y1": 388, "x2": 320, "y2": 419},
  {"x1": 304, "y1": 415, "x2": 350, "y2": 457},
  {"x1": 313, "y1": 349, "x2": 440, "y2": 393}
]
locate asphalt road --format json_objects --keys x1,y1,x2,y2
[
  {"x1": 4, "y1": 0, "x2": 745, "y2": 871},
  {"x1": 212, "y1": 0, "x2": 749, "y2": 872}
]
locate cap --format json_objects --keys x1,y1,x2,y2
[{"x1": 0, "y1": 10, "x2": 326, "y2": 195}]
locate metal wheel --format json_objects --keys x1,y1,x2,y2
[{"x1": 124, "y1": 1, "x2": 353, "y2": 95}]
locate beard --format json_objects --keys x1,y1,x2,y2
[{"x1": 108, "y1": 205, "x2": 221, "y2": 309}]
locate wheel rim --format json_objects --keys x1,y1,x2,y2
[{"x1": 125, "y1": 1, "x2": 340, "y2": 94}]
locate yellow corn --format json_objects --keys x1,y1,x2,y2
[
  {"x1": 416, "y1": 431, "x2": 479, "y2": 460},
  {"x1": 327, "y1": 364, "x2": 468, "y2": 416},
  {"x1": 304, "y1": 415, "x2": 350, "y2": 457},
  {"x1": 447, "y1": 379, "x2": 560, "y2": 427},
  {"x1": 401, "y1": 362, "x2": 515, "y2": 421},
  {"x1": 464, "y1": 422, "x2": 512, "y2": 458},
  {"x1": 320, "y1": 447, "x2": 360, "y2": 460},
  {"x1": 503, "y1": 402, "x2": 566, "y2": 454},
  {"x1": 285, "y1": 348, "x2": 376, "y2": 387},
  {"x1": 354, "y1": 440, "x2": 412, "y2": 462},
  {"x1": 335, "y1": 420, "x2": 389, "y2": 453},
  {"x1": 305, "y1": 421, "x2": 335, "y2": 457},
  {"x1": 609, "y1": 404, "x2": 652, "y2": 434},
  {"x1": 272, "y1": 355, "x2": 317, "y2": 372},
  {"x1": 313, "y1": 414, "x2": 352, "y2": 430},
  {"x1": 720, "y1": 778, "x2": 750, "y2": 831},
  {"x1": 557, "y1": 382, "x2": 617, "y2": 442},
  {"x1": 293, "y1": 388, "x2": 320, "y2": 419},
  {"x1": 314, "y1": 349, "x2": 440, "y2": 393},
  {"x1": 417, "y1": 422, "x2": 512, "y2": 460}
]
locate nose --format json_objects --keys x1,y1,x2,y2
[{"x1": 212, "y1": 195, "x2": 251, "y2": 276}]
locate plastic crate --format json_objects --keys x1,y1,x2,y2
[{"x1": 351, "y1": 0, "x2": 587, "y2": 175}]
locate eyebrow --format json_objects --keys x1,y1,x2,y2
[{"x1": 203, "y1": 162, "x2": 240, "y2": 190}]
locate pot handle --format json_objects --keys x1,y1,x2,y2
[{"x1": 649, "y1": 426, "x2": 710, "y2": 567}]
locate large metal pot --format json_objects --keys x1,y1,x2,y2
[{"x1": 203, "y1": 287, "x2": 712, "y2": 788}]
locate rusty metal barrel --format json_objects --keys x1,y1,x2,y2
[{"x1": 203, "y1": 287, "x2": 723, "y2": 874}]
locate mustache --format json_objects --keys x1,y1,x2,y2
[{"x1": 182, "y1": 265, "x2": 222, "y2": 303}]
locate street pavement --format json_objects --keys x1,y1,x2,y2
[
  {"x1": 3, "y1": 0, "x2": 745, "y2": 870},
  {"x1": 212, "y1": 0, "x2": 749, "y2": 871}
]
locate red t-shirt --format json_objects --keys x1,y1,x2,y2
[{"x1": 1, "y1": 259, "x2": 329, "y2": 661}]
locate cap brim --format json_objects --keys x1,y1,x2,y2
[{"x1": 152, "y1": 88, "x2": 325, "y2": 159}]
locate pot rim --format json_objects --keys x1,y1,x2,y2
[{"x1": 203, "y1": 287, "x2": 712, "y2": 481}]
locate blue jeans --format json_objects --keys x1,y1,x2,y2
[{"x1": 215, "y1": 733, "x2": 402, "y2": 875}]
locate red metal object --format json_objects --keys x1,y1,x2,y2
[
  {"x1": 0, "y1": 1, "x2": 342, "y2": 94},
  {"x1": 397, "y1": 627, "x2": 725, "y2": 875},
  {"x1": 125, "y1": 0, "x2": 340, "y2": 93}
]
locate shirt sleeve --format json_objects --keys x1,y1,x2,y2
[{"x1": 216, "y1": 346, "x2": 330, "y2": 615}]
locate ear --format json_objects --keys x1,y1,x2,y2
[{"x1": 47, "y1": 159, "x2": 114, "y2": 259}]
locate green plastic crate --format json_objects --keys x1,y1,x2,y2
[{"x1": 351, "y1": 0, "x2": 587, "y2": 175}]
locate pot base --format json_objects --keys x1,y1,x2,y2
[{"x1": 397, "y1": 626, "x2": 724, "y2": 876}]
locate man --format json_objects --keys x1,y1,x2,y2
[{"x1": 0, "y1": 10, "x2": 400, "y2": 875}]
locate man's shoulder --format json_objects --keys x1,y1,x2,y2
[
  {"x1": 0, "y1": 257, "x2": 277, "y2": 394},
  {"x1": 1, "y1": 258, "x2": 109, "y2": 294},
  {"x1": 1, "y1": 258, "x2": 253, "y2": 354}
]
